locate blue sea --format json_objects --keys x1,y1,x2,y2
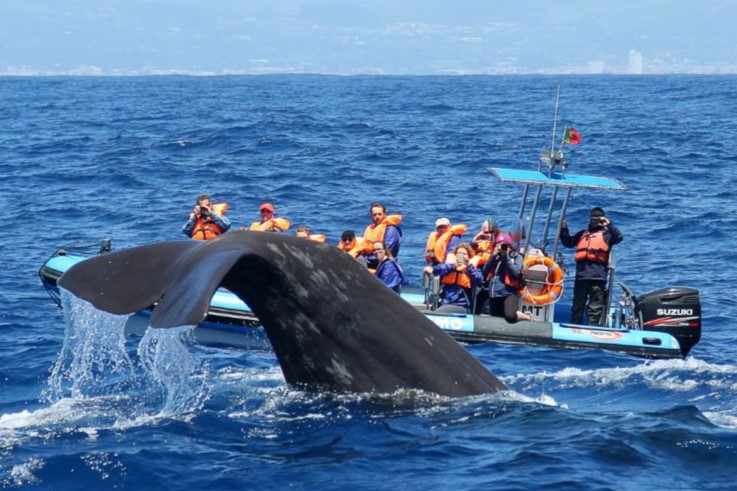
[{"x1": 1, "y1": 75, "x2": 737, "y2": 490}]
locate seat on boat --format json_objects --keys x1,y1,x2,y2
[{"x1": 522, "y1": 264, "x2": 549, "y2": 296}]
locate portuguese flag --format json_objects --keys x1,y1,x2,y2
[{"x1": 563, "y1": 127, "x2": 581, "y2": 145}]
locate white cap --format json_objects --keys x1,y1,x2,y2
[{"x1": 435, "y1": 217, "x2": 451, "y2": 228}]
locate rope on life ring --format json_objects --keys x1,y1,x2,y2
[{"x1": 518, "y1": 255, "x2": 565, "y2": 305}]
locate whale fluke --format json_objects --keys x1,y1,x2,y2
[{"x1": 59, "y1": 231, "x2": 507, "y2": 397}]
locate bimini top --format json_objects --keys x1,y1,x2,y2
[{"x1": 488, "y1": 167, "x2": 626, "y2": 191}]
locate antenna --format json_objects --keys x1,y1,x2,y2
[{"x1": 550, "y1": 85, "x2": 561, "y2": 161}]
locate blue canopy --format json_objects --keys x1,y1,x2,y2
[{"x1": 489, "y1": 167, "x2": 626, "y2": 191}]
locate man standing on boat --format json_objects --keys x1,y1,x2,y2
[
  {"x1": 363, "y1": 202, "x2": 402, "y2": 269},
  {"x1": 182, "y1": 194, "x2": 231, "y2": 240},
  {"x1": 560, "y1": 207, "x2": 623, "y2": 325}
]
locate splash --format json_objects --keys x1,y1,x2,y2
[
  {"x1": 137, "y1": 326, "x2": 211, "y2": 416},
  {"x1": 44, "y1": 289, "x2": 211, "y2": 420},
  {"x1": 46, "y1": 289, "x2": 135, "y2": 402}
]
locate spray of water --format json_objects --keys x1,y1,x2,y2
[{"x1": 45, "y1": 289, "x2": 211, "y2": 419}]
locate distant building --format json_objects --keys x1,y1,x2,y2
[{"x1": 628, "y1": 50, "x2": 643, "y2": 74}]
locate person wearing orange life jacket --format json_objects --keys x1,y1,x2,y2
[
  {"x1": 295, "y1": 225, "x2": 327, "y2": 243},
  {"x1": 248, "y1": 202, "x2": 290, "y2": 233},
  {"x1": 425, "y1": 217, "x2": 466, "y2": 265},
  {"x1": 479, "y1": 235, "x2": 533, "y2": 322},
  {"x1": 424, "y1": 243, "x2": 483, "y2": 313},
  {"x1": 471, "y1": 219, "x2": 504, "y2": 253},
  {"x1": 338, "y1": 230, "x2": 372, "y2": 267},
  {"x1": 560, "y1": 207, "x2": 623, "y2": 325},
  {"x1": 182, "y1": 194, "x2": 231, "y2": 240},
  {"x1": 364, "y1": 202, "x2": 402, "y2": 269}
]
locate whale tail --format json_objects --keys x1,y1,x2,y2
[{"x1": 59, "y1": 231, "x2": 507, "y2": 397}]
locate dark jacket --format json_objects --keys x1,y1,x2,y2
[
  {"x1": 482, "y1": 254, "x2": 524, "y2": 298},
  {"x1": 560, "y1": 222, "x2": 623, "y2": 281}
]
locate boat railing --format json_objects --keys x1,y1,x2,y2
[{"x1": 423, "y1": 271, "x2": 440, "y2": 310}]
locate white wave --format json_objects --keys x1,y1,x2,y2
[
  {"x1": 703, "y1": 411, "x2": 737, "y2": 430},
  {"x1": 504, "y1": 357, "x2": 737, "y2": 393}
]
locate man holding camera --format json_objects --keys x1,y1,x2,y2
[
  {"x1": 182, "y1": 194, "x2": 231, "y2": 240},
  {"x1": 560, "y1": 207, "x2": 623, "y2": 325}
]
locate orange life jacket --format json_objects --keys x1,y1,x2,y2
[
  {"x1": 425, "y1": 224, "x2": 467, "y2": 264},
  {"x1": 364, "y1": 214, "x2": 402, "y2": 243},
  {"x1": 308, "y1": 234, "x2": 326, "y2": 243},
  {"x1": 470, "y1": 252, "x2": 489, "y2": 268},
  {"x1": 440, "y1": 252, "x2": 473, "y2": 288},
  {"x1": 574, "y1": 230, "x2": 610, "y2": 264},
  {"x1": 473, "y1": 231, "x2": 505, "y2": 253},
  {"x1": 338, "y1": 237, "x2": 372, "y2": 258},
  {"x1": 250, "y1": 217, "x2": 291, "y2": 233},
  {"x1": 191, "y1": 203, "x2": 229, "y2": 241}
]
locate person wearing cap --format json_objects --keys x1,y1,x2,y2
[
  {"x1": 424, "y1": 218, "x2": 467, "y2": 265},
  {"x1": 248, "y1": 203, "x2": 291, "y2": 233},
  {"x1": 363, "y1": 202, "x2": 403, "y2": 268},
  {"x1": 182, "y1": 194, "x2": 231, "y2": 240},
  {"x1": 560, "y1": 207, "x2": 623, "y2": 325},
  {"x1": 338, "y1": 230, "x2": 371, "y2": 266},
  {"x1": 480, "y1": 234, "x2": 533, "y2": 322},
  {"x1": 372, "y1": 240, "x2": 404, "y2": 294}
]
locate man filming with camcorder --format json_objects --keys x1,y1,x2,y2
[{"x1": 182, "y1": 194, "x2": 231, "y2": 241}]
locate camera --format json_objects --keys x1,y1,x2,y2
[{"x1": 199, "y1": 206, "x2": 210, "y2": 217}]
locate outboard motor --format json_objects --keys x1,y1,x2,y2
[{"x1": 635, "y1": 287, "x2": 701, "y2": 357}]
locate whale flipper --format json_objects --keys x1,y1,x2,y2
[{"x1": 59, "y1": 231, "x2": 507, "y2": 397}]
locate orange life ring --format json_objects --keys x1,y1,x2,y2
[{"x1": 518, "y1": 255, "x2": 564, "y2": 305}]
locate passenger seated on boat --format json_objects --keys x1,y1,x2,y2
[
  {"x1": 560, "y1": 207, "x2": 623, "y2": 325},
  {"x1": 424, "y1": 243, "x2": 482, "y2": 314},
  {"x1": 295, "y1": 225, "x2": 327, "y2": 243},
  {"x1": 247, "y1": 202, "x2": 291, "y2": 233},
  {"x1": 480, "y1": 235, "x2": 533, "y2": 323},
  {"x1": 372, "y1": 240, "x2": 404, "y2": 294},
  {"x1": 338, "y1": 230, "x2": 371, "y2": 267},
  {"x1": 425, "y1": 218, "x2": 467, "y2": 266},
  {"x1": 182, "y1": 194, "x2": 231, "y2": 241}
]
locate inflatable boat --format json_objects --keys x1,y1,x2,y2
[{"x1": 39, "y1": 227, "x2": 701, "y2": 360}]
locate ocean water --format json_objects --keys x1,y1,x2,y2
[{"x1": 1, "y1": 75, "x2": 737, "y2": 490}]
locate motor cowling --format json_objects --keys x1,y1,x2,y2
[{"x1": 635, "y1": 287, "x2": 701, "y2": 357}]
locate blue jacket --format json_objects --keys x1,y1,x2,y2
[
  {"x1": 560, "y1": 222, "x2": 623, "y2": 281},
  {"x1": 482, "y1": 254, "x2": 524, "y2": 298},
  {"x1": 375, "y1": 258, "x2": 404, "y2": 293},
  {"x1": 433, "y1": 262, "x2": 483, "y2": 309},
  {"x1": 384, "y1": 225, "x2": 402, "y2": 258}
]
